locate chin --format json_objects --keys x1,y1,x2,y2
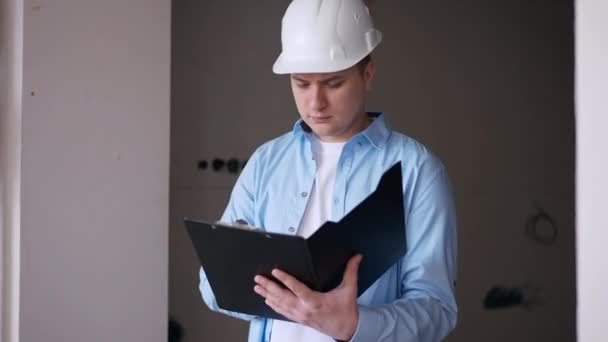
[{"x1": 309, "y1": 125, "x2": 335, "y2": 136}]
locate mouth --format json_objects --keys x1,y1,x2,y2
[{"x1": 309, "y1": 115, "x2": 332, "y2": 124}]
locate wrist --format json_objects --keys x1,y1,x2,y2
[{"x1": 335, "y1": 307, "x2": 359, "y2": 341}]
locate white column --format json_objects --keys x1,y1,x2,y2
[
  {"x1": 2, "y1": 0, "x2": 171, "y2": 341},
  {"x1": 576, "y1": 1, "x2": 608, "y2": 341},
  {"x1": 1, "y1": 1, "x2": 24, "y2": 341}
]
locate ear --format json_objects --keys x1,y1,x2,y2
[{"x1": 363, "y1": 59, "x2": 376, "y2": 91}]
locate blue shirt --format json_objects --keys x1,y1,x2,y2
[{"x1": 199, "y1": 112, "x2": 458, "y2": 342}]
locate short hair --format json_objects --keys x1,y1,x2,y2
[{"x1": 356, "y1": 54, "x2": 372, "y2": 75}]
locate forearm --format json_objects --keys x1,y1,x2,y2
[{"x1": 349, "y1": 296, "x2": 457, "y2": 342}]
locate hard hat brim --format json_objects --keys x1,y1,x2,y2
[{"x1": 272, "y1": 53, "x2": 362, "y2": 75}]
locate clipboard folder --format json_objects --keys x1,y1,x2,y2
[{"x1": 185, "y1": 162, "x2": 406, "y2": 320}]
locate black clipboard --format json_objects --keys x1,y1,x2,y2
[{"x1": 185, "y1": 162, "x2": 406, "y2": 320}]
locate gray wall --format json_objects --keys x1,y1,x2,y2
[
  {"x1": 576, "y1": 1, "x2": 608, "y2": 341},
  {"x1": 1, "y1": 1, "x2": 171, "y2": 341},
  {"x1": 170, "y1": 1, "x2": 574, "y2": 341}
]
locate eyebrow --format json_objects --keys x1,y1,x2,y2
[{"x1": 291, "y1": 75, "x2": 344, "y2": 83}]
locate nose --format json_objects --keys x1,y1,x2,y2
[{"x1": 309, "y1": 86, "x2": 328, "y2": 112}]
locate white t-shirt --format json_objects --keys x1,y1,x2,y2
[{"x1": 270, "y1": 135, "x2": 346, "y2": 342}]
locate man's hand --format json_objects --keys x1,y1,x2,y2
[{"x1": 253, "y1": 254, "x2": 363, "y2": 341}]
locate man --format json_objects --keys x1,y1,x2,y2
[{"x1": 199, "y1": 0, "x2": 458, "y2": 341}]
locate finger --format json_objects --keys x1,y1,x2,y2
[
  {"x1": 341, "y1": 254, "x2": 363, "y2": 288},
  {"x1": 255, "y1": 284, "x2": 299, "y2": 319},
  {"x1": 255, "y1": 275, "x2": 296, "y2": 303},
  {"x1": 272, "y1": 269, "x2": 313, "y2": 300},
  {"x1": 253, "y1": 285, "x2": 268, "y2": 298}
]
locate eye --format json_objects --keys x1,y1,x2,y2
[
  {"x1": 327, "y1": 80, "x2": 344, "y2": 88},
  {"x1": 295, "y1": 82, "x2": 309, "y2": 89}
]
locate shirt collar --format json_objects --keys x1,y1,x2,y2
[{"x1": 292, "y1": 112, "x2": 391, "y2": 150}]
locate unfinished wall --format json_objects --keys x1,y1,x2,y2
[{"x1": 170, "y1": 1, "x2": 574, "y2": 341}]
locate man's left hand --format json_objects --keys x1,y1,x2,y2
[{"x1": 253, "y1": 254, "x2": 363, "y2": 341}]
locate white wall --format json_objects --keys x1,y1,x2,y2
[
  {"x1": 0, "y1": 1, "x2": 23, "y2": 341},
  {"x1": 1, "y1": 1, "x2": 171, "y2": 341},
  {"x1": 576, "y1": 1, "x2": 608, "y2": 341}
]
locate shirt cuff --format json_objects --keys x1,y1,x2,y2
[{"x1": 348, "y1": 305, "x2": 383, "y2": 342}]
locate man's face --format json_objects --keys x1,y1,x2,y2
[{"x1": 290, "y1": 61, "x2": 375, "y2": 142}]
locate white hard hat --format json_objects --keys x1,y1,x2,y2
[{"x1": 273, "y1": 0, "x2": 382, "y2": 74}]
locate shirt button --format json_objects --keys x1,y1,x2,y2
[
  {"x1": 288, "y1": 227, "x2": 295, "y2": 233},
  {"x1": 301, "y1": 192, "x2": 308, "y2": 197}
]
